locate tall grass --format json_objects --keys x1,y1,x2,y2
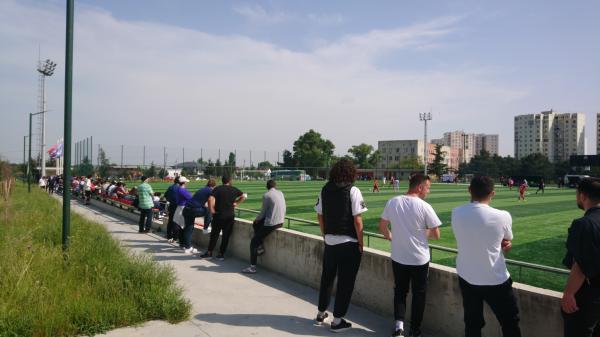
[{"x1": 0, "y1": 184, "x2": 191, "y2": 337}]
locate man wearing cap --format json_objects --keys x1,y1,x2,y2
[{"x1": 137, "y1": 176, "x2": 155, "y2": 233}]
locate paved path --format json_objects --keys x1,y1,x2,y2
[{"x1": 69, "y1": 201, "x2": 398, "y2": 337}]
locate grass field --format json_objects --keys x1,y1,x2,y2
[
  {"x1": 0, "y1": 185, "x2": 191, "y2": 337},
  {"x1": 144, "y1": 179, "x2": 577, "y2": 291}
]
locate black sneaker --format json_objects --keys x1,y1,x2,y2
[
  {"x1": 216, "y1": 253, "x2": 225, "y2": 261},
  {"x1": 314, "y1": 312, "x2": 328, "y2": 325},
  {"x1": 409, "y1": 329, "x2": 421, "y2": 337},
  {"x1": 330, "y1": 319, "x2": 351, "y2": 332},
  {"x1": 392, "y1": 328, "x2": 404, "y2": 336},
  {"x1": 199, "y1": 251, "x2": 212, "y2": 259}
]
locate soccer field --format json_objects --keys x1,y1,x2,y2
[{"x1": 146, "y1": 179, "x2": 577, "y2": 291}]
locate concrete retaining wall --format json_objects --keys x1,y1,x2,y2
[{"x1": 91, "y1": 198, "x2": 563, "y2": 337}]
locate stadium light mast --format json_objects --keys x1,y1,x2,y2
[
  {"x1": 37, "y1": 58, "x2": 57, "y2": 178},
  {"x1": 419, "y1": 112, "x2": 432, "y2": 176}
]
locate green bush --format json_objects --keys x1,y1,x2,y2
[{"x1": 0, "y1": 184, "x2": 190, "y2": 337}]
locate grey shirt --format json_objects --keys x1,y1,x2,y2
[{"x1": 256, "y1": 188, "x2": 286, "y2": 226}]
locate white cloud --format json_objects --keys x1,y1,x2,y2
[
  {"x1": 0, "y1": 1, "x2": 528, "y2": 164},
  {"x1": 233, "y1": 4, "x2": 289, "y2": 24}
]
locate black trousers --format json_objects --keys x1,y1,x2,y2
[
  {"x1": 250, "y1": 220, "x2": 281, "y2": 265},
  {"x1": 166, "y1": 203, "x2": 178, "y2": 240},
  {"x1": 138, "y1": 208, "x2": 153, "y2": 232},
  {"x1": 207, "y1": 215, "x2": 235, "y2": 254},
  {"x1": 318, "y1": 242, "x2": 362, "y2": 318},
  {"x1": 563, "y1": 283, "x2": 600, "y2": 337},
  {"x1": 459, "y1": 277, "x2": 522, "y2": 337},
  {"x1": 392, "y1": 261, "x2": 429, "y2": 332}
]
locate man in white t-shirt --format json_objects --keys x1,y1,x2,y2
[
  {"x1": 451, "y1": 176, "x2": 521, "y2": 337},
  {"x1": 314, "y1": 159, "x2": 367, "y2": 333},
  {"x1": 379, "y1": 173, "x2": 441, "y2": 337}
]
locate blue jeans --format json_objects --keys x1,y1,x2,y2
[
  {"x1": 138, "y1": 208, "x2": 153, "y2": 232},
  {"x1": 182, "y1": 207, "x2": 210, "y2": 249}
]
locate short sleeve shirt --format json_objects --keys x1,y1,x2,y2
[
  {"x1": 563, "y1": 207, "x2": 600, "y2": 280},
  {"x1": 381, "y1": 195, "x2": 442, "y2": 265},
  {"x1": 315, "y1": 186, "x2": 367, "y2": 245},
  {"x1": 451, "y1": 202, "x2": 513, "y2": 285},
  {"x1": 211, "y1": 185, "x2": 243, "y2": 219}
]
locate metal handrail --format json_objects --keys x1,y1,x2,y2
[{"x1": 235, "y1": 207, "x2": 570, "y2": 281}]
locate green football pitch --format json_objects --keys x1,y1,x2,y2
[{"x1": 143, "y1": 179, "x2": 577, "y2": 291}]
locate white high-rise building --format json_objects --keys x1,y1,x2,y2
[{"x1": 514, "y1": 110, "x2": 585, "y2": 162}]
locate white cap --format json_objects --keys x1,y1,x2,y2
[{"x1": 179, "y1": 176, "x2": 190, "y2": 183}]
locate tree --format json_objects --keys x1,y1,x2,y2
[
  {"x1": 520, "y1": 153, "x2": 554, "y2": 178},
  {"x1": 368, "y1": 150, "x2": 381, "y2": 168},
  {"x1": 97, "y1": 147, "x2": 111, "y2": 178},
  {"x1": 278, "y1": 149, "x2": 295, "y2": 168},
  {"x1": 348, "y1": 143, "x2": 374, "y2": 168},
  {"x1": 204, "y1": 159, "x2": 215, "y2": 176},
  {"x1": 143, "y1": 162, "x2": 157, "y2": 177},
  {"x1": 158, "y1": 167, "x2": 168, "y2": 178},
  {"x1": 74, "y1": 157, "x2": 94, "y2": 177},
  {"x1": 292, "y1": 129, "x2": 335, "y2": 175},
  {"x1": 257, "y1": 161, "x2": 273, "y2": 170},
  {"x1": 430, "y1": 144, "x2": 447, "y2": 177},
  {"x1": 400, "y1": 155, "x2": 424, "y2": 170},
  {"x1": 224, "y1": 152, "x2": 236, "y2": 176}
]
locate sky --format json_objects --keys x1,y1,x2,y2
[{"x1": 1, "y1": 0, "x2": 599, "y2": 166}]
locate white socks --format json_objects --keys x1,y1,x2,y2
[
  {"x1": 395, "y1": 320, "x2": 404, "y2": 330},
  {"x1": 333, "y1": 317, "x2": 342, "y2": 325}
]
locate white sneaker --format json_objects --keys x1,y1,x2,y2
[
  {"x1": 242, "y1": 266, "x2": 257, "y2": 274},
  {"x1": 203, "y1": 228, "x2": 211, "y2": 234},
  {"x1": 184, "y1": 247, "x2": 199, "y2": 254},
  {"x1": 167, "y1": 238, "x2": 174, "y2": 243}
]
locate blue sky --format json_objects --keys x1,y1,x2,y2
[{"x1": 1, "y1": 0, "x2": 599, "y2": 165}]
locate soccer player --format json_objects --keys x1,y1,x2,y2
[
  {"x1": 452, "y1": 176, "x2": 522, "y2": 337},
  {"x1": 535, "y1": 179, "x2": 545, "y2": 195},
  {"x1": 379, "y1": 173, "x2": 441, "y2": 337},
  {"x1": 508, "y1": 178, "x2": 514, "y2": 191},
  {"x1": 518, "y1": 181, "x2": 528, "y2": 201},
  {"x1": 562, "y1": 178, "x2": 600, "y2": 337},
  {"x1": 373, "y1": 179, "x2": 380, "y2": 193}
]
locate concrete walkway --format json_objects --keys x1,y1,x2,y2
[{"x1": 69, "y1": 200, "x2": 399, "y2": 337}]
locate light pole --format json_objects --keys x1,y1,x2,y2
[
  {"x1": 37, "y1": 58, "x2": 57, "y2": 178},
  {"x1": 28, "y1": 111, "x2": 45, "y2": 192},
  {"x1": 419, "y1": 112, "x2": 432, "y2": 176}
]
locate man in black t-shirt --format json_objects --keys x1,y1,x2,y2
[
  {"x1": 562, "y1": 178, "x2": 600, "y2": 337},
  {"x1": 200, "y1": 175, "x2": 246, "y2": 260}
]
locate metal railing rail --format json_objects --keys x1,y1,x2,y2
[{"x1": 235, "y1": 207, "x2": 569, "y2": 281}]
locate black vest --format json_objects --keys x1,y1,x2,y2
[{"x1": 321, "y1": 182, "x2": 357, "y2": 238}]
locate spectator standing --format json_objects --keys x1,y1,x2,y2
[
  {"x1": 378, "y1": 173, "x2": 442, "y2": 337},
  {"x1": 242, "y1": 179, "x2": 286, "y2": 274},
  {"x1": 84, "y1": 175, "x2": 92, "y2": 205},
  {"x1": 176, "y1": 177, "x2": 197, "y2": 253},
  {"x1": 562, "y1": 178, "x2": 600, "y2": 337},
  {"x1": 39, "y1": 176, "x2": 47, "y2": 190},
  {"x1": 185, "y1": 179, "x2": 216, "y2": 234},
  {"x1": 201, "y1": 175, "x2": 246, "y2": 260},
  {"x1": 164, "y1": 177, "x2": 180, "y2": 243},
  {"x1": 314, "y1": 159, "x2": 366, "y2": 332},
  {"x1": 137, "y1": 176, "x2": 155, "y2": 233},
  {"x1": 451, "y1": 176, "x2": 521, "y2": 337}
]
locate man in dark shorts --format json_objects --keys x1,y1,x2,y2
[
  {"x1": 164, "y1": 176, "x2": 180, "y2": 243},
  {"x1": 536, "y1": 179, "x2": 545, "y2": 195},
  {"x1": 200, "y1": 175, "x2": 246, "y2": 260},
  {"x1": 562, "y1": 178, "x2": 600, "y2": 337}
]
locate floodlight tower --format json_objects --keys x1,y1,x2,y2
[
  {"x1": 37, "y1": 58, "x2": 57, "y2": 177},
  {"x1": 419, "y1": 112, "x2": 432, "y2": 176}
]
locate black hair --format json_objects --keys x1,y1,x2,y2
[
  {"x1": 222, "y1": 175, "x2": 232, "y2": 184},
  {"x1": 469, "y1": 176, "x2": 495, "y2": 200},
  {"x1": 266, "y1": 179, "x2": 276, "y2": 189},
  {"x1": 328, "y1": 159, "x2": 357, "y2": 184},
  {"x1": 577, "y1": 178, "x2": 600, "y2": 202},
  {"x1": 409, "y1": 173, "x2": 431, "y2": 190}
]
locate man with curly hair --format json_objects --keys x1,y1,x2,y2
[{"x1": 314, "y1": 159, "x2": 367, "y2": 333}]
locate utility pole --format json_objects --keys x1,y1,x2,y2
[
  {"x1": 143, "y1": 145, "x2": 146, "y2": 168},
  {"x1": 120, "y1": 144, "x2": 123, "y2": 168},
  {"x1": 62, "y1": 0, "x2": 74, "y2": 251},
  {"x1": 37, "y1": 58, "x2": 56, "y2": 177},
  {"x1": 419, "y1": 112, "x2": 432, "y2": 176},
  {"x1": 163, "y1": 147, "x2": 166, "y2": 172}
]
